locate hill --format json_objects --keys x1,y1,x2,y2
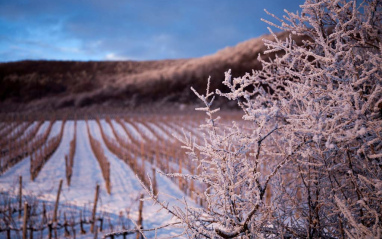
[{"x1": 0, "y1": 31, "x2": 306, "y2": 112}]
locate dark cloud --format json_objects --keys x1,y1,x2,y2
[{"x1": 0, "y1": 0, "x2": 304, "y2": 62}]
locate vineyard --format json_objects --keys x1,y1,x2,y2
[{"x1": 0, "y1": 111, "x2": 241, "y2": 238}]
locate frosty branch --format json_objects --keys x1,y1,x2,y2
[{"x1": 139, "y1": 0, "x2": 381, "y2": 238}]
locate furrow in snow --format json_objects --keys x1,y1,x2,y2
[{"x1": 63, "y1": 121, "x2": 108, "y2": 206}]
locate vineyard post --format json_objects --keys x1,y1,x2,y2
[
  {"x1": 136, "y1": 193, "x2": 144, "y2": 239},
  {"x1": 190, "y1": 180, "x2": 194, "y2": 200},
  {"x1": 140, "y1": 142, "x2": 145, "y2": 175},
  {"x1": 93, "y1": 224, "x2": 98, "y2": 239},
  {"x1": 65, "y1": 155, "x2": 69, "y2": 185},
  {"x1": 152, "y1": 167, "x2": 157, "y2": 196},
  {"x1": 178, "y1": 158, "x2": 182, "y2": 190},
  {"x1": 22, "y1": 202, "x2": 28, "y2": 239},
  {"x1": 99, "y1": 217, "x2": 103, "y2": 232},
  {"x1": 7, "y1": 205, "x2": 11, "y2": 239},
  {"x1": 90, "y1": 184, "x2": 100, "y2": 233},
  {"x1": 48, "y1": 223, "x2": 52, "y2": 239},
  {"x1": 19, "y1": 175, "x2": 22, "y2": 218},
  {"x1": 107, "y1": 162, "x2": 111, "y2": 194},
  {"x1": 53, "y1": 179, "x2": 63, "y2": 222},
  {"x1": 29, "y1": 222, "x2": 33, "y2": 239},
  {"x1": 80, "y1": 211, "x2": 86, "y2": 234},
  {"x1": 155, "y1": 142, "x2": 159, "y2": 166},
  {"x1": 42, "y1": 203, "x2": 47, "y2": 224},
  {"x1": 71, "y1": 224, "x2": 76, "y2": 239},
  {"x1": 64, "y1": 213, "x2": 70, "y2": 237},
  {"x1": 140, "y1": 142, "x2": 144, "y2": 159}
]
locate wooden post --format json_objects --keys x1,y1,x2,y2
[
  {"x1": 190, "y1": 180, "x2": 194, "y2": 200},
  {"x1": 53, "y1": 179, "x2": 63, "y2": 222},
  {"x1": 42, "y1": 203, "x2": 47, "y2": 224},
  {"x1": 93, "y1": 224, "x2": 98, "y2": 239},
  {"x1": 19, "y1": 176, "x2": 22, "y2": 218},
  {"x1": 178, "y1": 159, "x2": 183, "y2": 190},
  {"x1": 155, "y1": 143, "x2": 159, "y2": 166},
  {"x1": 106, "y1": 162, "x2": 111, "y2": 194},
  {"x1": 29, "y1": 225, "x2": 33, "y2": 239},
  {"x1": 7, "y1": 204, "x2": 11, "y2": 239},
  {"x1": 64, "y1": 213, "x2": 70, "y2": 237},
  {"x1": 166, "y1": 152, "x2": 170, "y2": 173},
  {"x1": 140, "y1": 142, "x2": 144, "y2": 158},
  {"x1": 99, "y1": 218, "x2": 103, "y2": 232},
  {"x1": 90, "y1": 184, "x2": 100, "y2": 233},
  {"x1": 141, "y1": 143, "x2": 146, "y2": 175},
  {"x1": 108, "y1": 216, "x2": 114, "y2": 234},
  {"x1": 53, "y1": 180, "x2": 63, "y2": 239},
  {"x1": 152, "y1": 168, "x2": 157, "y2": 196},
  {"x1": 48, "y1": 223, "x2": 52, "y2": 239},
  {"x1": 23, "y1": 202, "x2": 28, "y2": 239},
  {"x1": 136, "y1": 194, "x2": 144, "y2": 239},
  {"x1": 65, "y1": 155, "x2": 69, "y2": 185},
  {"x1": 80, "y1": 211, "x2": 86, "y2": 234}
]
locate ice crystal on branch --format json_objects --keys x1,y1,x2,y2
[{"x1": 142, "y1": 0, "x2": 382, "y2": 238}]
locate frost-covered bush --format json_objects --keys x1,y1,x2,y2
[{"x1": 144, "y1": 0, "x2": 382, "y2": 238}]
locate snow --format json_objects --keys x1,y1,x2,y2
[
  {"x1": 31, "y1": 120, "x2": 71, "y2": 189},
  {"x1": 36, "y1": 121, "x2": 50, "y2": 136},
  {"x1": 136, "y1": 122, "x2": 156, "y2": 141},
  {"x1": 0, "y1": 121, "x2": 71, "y2": 199},
  {"x1": 147, "y1": 122, "x2": 173, "y2": 142},
  {"x1": 123, "y1": 121, "x2": 144, "y2": 142},
  {"x1": 157, "y1": 122, "x2": 177, "y2": 138},
  {"x1": 8, "y1": 122, "x2": 27, "y2": 137},
  {"x1": 111, "y1": 120, "x2": 130, "y2": 143},
  {"x1": 88, "y1": 120, "x2": 191, "y2": 236},
  {"x1": 25, "y1": 121, "x2": 38, "y2": 135},
  {"x1": 0, "y1": 119, "x2": 196, "y2": 237},
  {"x1": 47, "y1": 120, "x2": 62, "y2": 139},
  {"x1": 0, "y1": 154, "x2": 32, "y2": 192},
  {"x1": 64, "y1": 120, "x2": 109, "y2": 204},
  {"x1": 100, "y1": 119, "x2": 116, "y2": 141},
  {"x1": 88, "y1": 120, "x2": 142, "y2": 206}
]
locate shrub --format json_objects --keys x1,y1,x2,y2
[{"x1": 143, "y1": 0, "x2": 382, "y2": 238}]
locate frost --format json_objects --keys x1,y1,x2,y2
[{"x1": 142, "y1": 1, "x2": 382, "y2": 238}]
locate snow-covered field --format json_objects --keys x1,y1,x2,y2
[{"x1": 0, "y1": 115, "x2": 216, "y2": 238}]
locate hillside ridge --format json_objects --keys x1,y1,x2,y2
[{"x1": 0, "y1": 31, "x2": 306, "y2": 112}]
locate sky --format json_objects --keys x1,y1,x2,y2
[{"x1": 0, "y1": 0, "x2": 304, "y2": 62}]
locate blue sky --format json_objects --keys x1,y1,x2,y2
[{"x1": 0, "y1": 0, "x2": 304, "y2": 62}]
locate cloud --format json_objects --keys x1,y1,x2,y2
[
  {"x1": 104, "y1": 53, "x2": 130, "y2": 61},
  {"x1": 0, "y1": 0, "x2": 304, "y2": 62}
]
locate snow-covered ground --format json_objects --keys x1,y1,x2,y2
[
  {"x1": 147, "y1": 122, "x2": 173, "y2": 142},
  {"x1": 123, "y1": 121, "x2": 144, "y2": 142},
  {"x1": 0, "y1": 121, "x2": 69, "y2": 196},
  {"x1": 36, "y1": 121, "x2": 50, "y2": 136},
  {"x1": 111, "y1": 120, "x2": 130, "y2": 143},
  {"x1": 135, "y1": 122, "x2": 157, "y2": 141},
  {"x1": 0, "y1": 119, "x2": 197, "y2": 238},
  {"x1": 47, "y1": 120, "x2": 62, "y2": 139}
]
